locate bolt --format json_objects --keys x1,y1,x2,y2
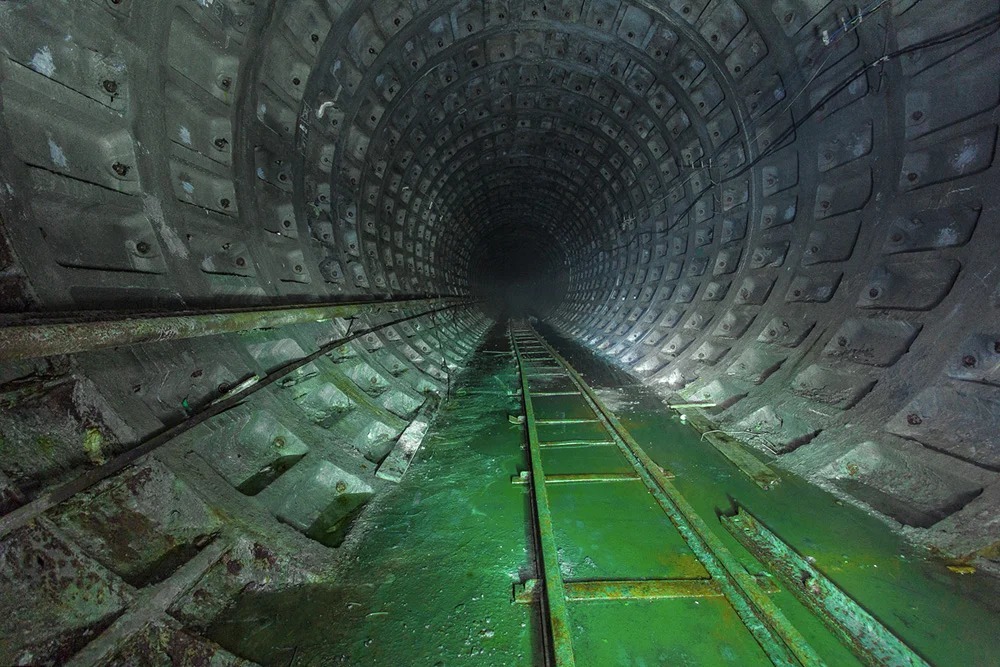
[
  {"x1": 235, "y1": 257, "x2": 246, "y2": 267},
  {"x1": 906, "y1": 413, "x2": 922, "y2": 426},
  {"x1": 135, "y1": 241, "x2": 150, "y2": 254},
  {"x1": 906, "y1": 172, "x2": 918, "y2": 182},
  {"x1": 837, "y1": 336, "x2": 848, "y2": 347},
  {"x1": 220, "y1": 198, "x2": 231, "y2": 209},
  {"x1": 868, "y1": 287, "x2": 880, "y2": 299},
  {"x1": 995, "y1": 340, "x2": 1000, "y2": 354},
  {"x1": 273, "y1": 436, "x2": 286, "y2": 448},
  {"x1": 335, "y1": 480, "x2": 347, "y2": 493},
  {"x1": 112, "y1": 162, "x2": 129, "y2": 176},
  {"x1": 219, "y1": 77, "x2": 232, "y2": 90},
  {"x1": 102, "y1": 79, "x2": 118, "y2": 94},
  {"x1": 962, "y1": 354, "x2": 977, "y2": 368},
  {"x1": 214, "y1": 137, "x2": 229, "y2": 150},
  {"x1": 911, "y1": 110, "x2": 924, "y2": 121},
  {"x1": 890, "y1": 232, "x2": 903, "y2": 242},
  {"x1": 294, "y1": 264, "x2": 303, "y2": 273}
]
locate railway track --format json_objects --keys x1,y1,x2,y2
[{"x1": 508, "y1": 321, "x2": 927, "y2": 667}]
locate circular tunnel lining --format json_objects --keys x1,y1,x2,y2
[{"x1": 0, "y1": 0, "x2": 997, "y2": 566}]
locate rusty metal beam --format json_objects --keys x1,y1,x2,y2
[
  {"x1": 511, "y1": 325, "x2": 577, "y2": 667},
  {"x1": 0, "y1": 296, "x2": 461, "y2": 362},
  {"x1": 511, "y1": 472, "x2": 640, "y2": 485},
  {"x1": 722, "y1": 506, "x2": 931, "y2": 667},
  {"x1": 565, "y1": 578, "x2": 723, "y2": 602}
]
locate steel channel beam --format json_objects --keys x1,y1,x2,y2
[
  {"x1": 0, "y1": 296, "x2": 461, "y2": 362},
  {"x1": 526, "y1": 326, "x2": 822, "y2": 667},
  {"x1": 722, "y1": 507, "x2": 931, "y2": 667},
  {"x1": 565, "y1": 578, "x2": 723, "y2": 602},
  {"x1": 512, "y1": 472, "x2": 640, "y2": 485},
  {"x1": 536, "y1": 418, "x2": 601, "y2": 425},
  {"x1": 683, "y1": 411, "x2": 781, "y2": 490},
  {"x1": 511, "y1": 326, "x2": 577, "y2": 667},
  {"x1": 538, "y1": 439, "x2": 616, "y2": 448}
]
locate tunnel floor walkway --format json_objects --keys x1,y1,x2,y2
[{"x1": 207, "y1": 321, "x2": 1000, "y2": 666}]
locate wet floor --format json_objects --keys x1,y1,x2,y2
[{"x1": 209, "y1": 322, "x2": 1000, "y2": 666}]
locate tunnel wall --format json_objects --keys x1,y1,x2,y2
[
  {"x1": 0, "y1": 3, "x2": 494, "y2": 660},
  {"x1": 537, "y1": 0, "x2": 1000, "y2": 559},
  {"x1": 0, "y1": 1, "x2": 998, "y2": 657}
]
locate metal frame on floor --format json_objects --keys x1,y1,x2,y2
[
  {"x1": 510, "y1": 321, "x2": 818, "y2": 667},
  {"x1": 509, "y1": 321, "x2": 930, "y2": 667}
]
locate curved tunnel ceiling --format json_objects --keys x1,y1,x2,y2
[{"x1": 0, "y1": 0, "x2": 999, "y2": 642}]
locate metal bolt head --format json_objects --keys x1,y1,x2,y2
[
  {"x1": 962, "y1": 354, "x2": 977, "y2": 368},
  {"x1": 112, "y1": 162, "x2": 129, "y2": 176},
  {"x1": 135, "y1": 241, "x2": 150, "y2": 254},
  {"x1": 102, "y1": 79, "x2": 118, "y2": 94},
  {"x1": 906, "y1": 413, "x2": 922, "y2": 426}
]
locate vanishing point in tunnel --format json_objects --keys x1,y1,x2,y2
[{"x1": 0, "y1": 0, "x2": 999, "y2": 664}]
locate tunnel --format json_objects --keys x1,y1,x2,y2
[{"x1": 0, "y1": 0, "x2": 999, "y2": 664}]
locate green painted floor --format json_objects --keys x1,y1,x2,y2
[{"x1": 209, "y1": 322, "x2": 1000, "y2": 666}]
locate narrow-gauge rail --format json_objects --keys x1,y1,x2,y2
[{"x1": 508, "y1": 322, "x2": 928, "y2": 667}]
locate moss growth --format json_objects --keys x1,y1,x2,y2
[{"x1": 83, "y1": 428, "x2": 106, "y2": 466}]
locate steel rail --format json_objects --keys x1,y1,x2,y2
[
  {"x1": 0, "y1": 296, "x2": 463, "y2": 362},
  {"x1": 522, "y1": 324, "x2": 823, "y2": 667},
  {"x1": 0, "y1": 301, "x2": 468, "y2": 539},
  {"x1": 510, "y1": 326, "x2": 577, "y2": 667}
]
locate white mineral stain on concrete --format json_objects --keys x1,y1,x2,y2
[
  {"x1": 143, "y1": 195, "x2": 189, "y2": 259},
  {"x1": 29, "y1": 46, "x2": 55, "y2": 76},
  {"x1": 47, "y1": 138, "x2": 68, "y2": 168},
  {"x1": 953, "y1": 138, "x2": 979, "y2": 172},
  {"x1": 179, "y1": 126, "x2": 192, "y2": 145}
]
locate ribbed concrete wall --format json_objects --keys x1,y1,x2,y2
[{"x1": 0, "y1": 1, "x2": 998, "y2": 660}]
